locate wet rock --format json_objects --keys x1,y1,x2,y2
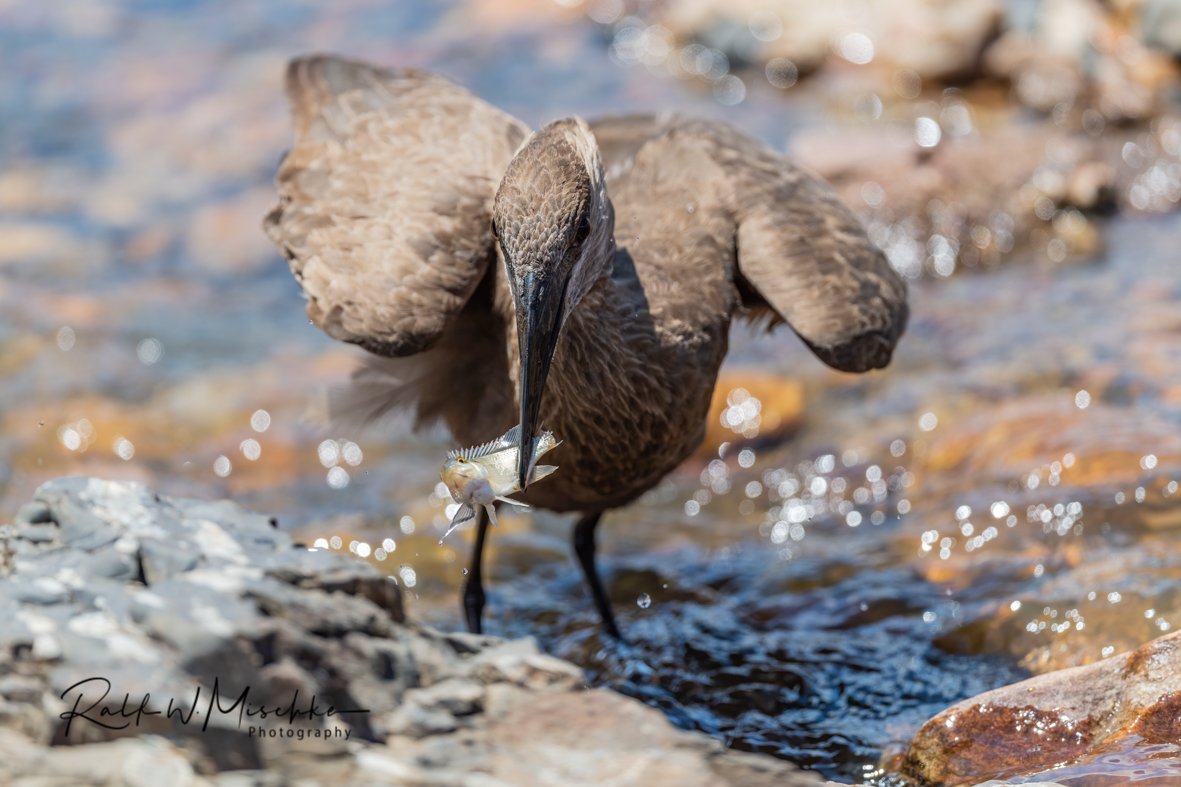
[
  {"x1": 1145, "y1": 0, "x2": 1181, "y2": 57},
  {"x1": 792, "y1": 121, "x2": 1111, "y2": 274},
  {"x1": 919, "y1": 397, "x2": 1181, "y2": 491},
  {"x1": 0, "y1": 728, "x2": 201, "y2": 786},
  {"x1": 701, "y1": 371, "x2": 805, "y2": 455},
  {"x1": 0, "y1": 477, "x2": 822, "y2": 787},
  {"x1": 983, "y1": 0, "x2": 1180, "y2": 122},
  {"x1": 384, "y1": 685, "x2": 826, "y2": 787},
  {"x1": 903, "y1": 630, "x2": 1181, "y2": 785},
  {"x1": 653, "y1": 0, "x2": 1003, "y2": 80}
]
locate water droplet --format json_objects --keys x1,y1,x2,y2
[
  {"x1": 326, "y1": 466, "x2": 349, "y2": 489},
  {"x1": 319, "y1": 439, "x2": 341, "y2": 467},
  {"x1": 766, "y1": 58, "x2": 798, "y2": 88},
  {"x1": 136, "y1": 338, "x2": 163, "y2": 365},
  {"x1": 251, "y1": 410, "x2": 271, "y2": 432},
  {"x1": 240, "y1": 438, "x2": 261, "y2": 461},
  {"x1": 112, "y1": 436, "x2": 135, "y2": 461},
  {"x1": 57, "y1": 326, "x2": 75, "y2": 351},
  {"x1": 915, "y1": 117, "x2": 941, "y2": 148},
  {"x1": 637, "y1": 593, "x2": 651, "y2": 609}
]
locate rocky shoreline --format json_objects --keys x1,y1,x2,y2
[
  {"x1": 5, "y1": 476, "x2": 1180, "y2": 786},
  {"x1": 0, "y1": 477, "x2": 824, "y2": 787}
]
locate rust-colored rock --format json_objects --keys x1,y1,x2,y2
[
  {"x1": 903, "y1": 630, "x2": 1181, "y2": 785},
  {"x1": 698, "y1": 371, "x2": 805, "y2": 456}
]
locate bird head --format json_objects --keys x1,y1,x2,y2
[{"x1": 491, "y1": 117, "x2": 615, "y2": 489}]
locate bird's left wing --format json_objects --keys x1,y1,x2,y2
[
  {"x1": 264, "y1": 56, "x2": 531, "y2": 357},
  {"x1": 685, "y1": 119, "x2": 908, "y2": 373}
]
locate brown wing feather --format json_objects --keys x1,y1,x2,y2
[
  {"x1": 688, "y1": 119, "x2": 907, "y2": 372},
  {"x1": 591, "y1": 115, "x2": 907, "y2": 373},
  {"x1": 264, "y1": 55, "x2": 530, "y2": 356}
]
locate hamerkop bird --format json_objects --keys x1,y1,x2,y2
[{"x1": 264, "y1": 56, "x2": 908, "y2": 638}]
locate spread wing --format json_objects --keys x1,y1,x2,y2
[
  {"x1": 264, "y1": 56, "x2": 531, "y2": 356},
  {"x1": 591, "y1": 115, "x2": 907, "y2": 373},
  {"x1": 695, "y1": 119, "x2": 907, "y2": 372}
]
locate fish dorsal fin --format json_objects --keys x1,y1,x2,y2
[{"x1": 446, "y1": 424, "x2": 522, "y2": 461}]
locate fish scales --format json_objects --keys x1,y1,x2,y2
[{"x1": 438, "y1": 426, "x2": 560, "y2": 541}]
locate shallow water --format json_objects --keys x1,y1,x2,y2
[{"x1": 2, "y1": 1, "x2": 1181, "y2": 784}]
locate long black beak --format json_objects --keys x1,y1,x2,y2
[{"x1": 515, "y1": 270, "x2": 566, "y2": 489}]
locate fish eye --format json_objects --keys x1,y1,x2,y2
[{"x1": 574, "y1": 214, "x2": 590, "y2": 245}]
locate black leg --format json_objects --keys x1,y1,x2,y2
[
  {"x1": 463, "y1": 506, "x2": 490, "y2": 634},
  {"x1": 573, "y1": 511, "x2": 622, "y2": 639}
]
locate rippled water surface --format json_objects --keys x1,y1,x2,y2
[{"x1": 2, "y1": 1, "x2": 1181, "y2": 784}]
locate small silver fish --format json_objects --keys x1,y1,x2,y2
[{"x1": 438, "y1": 425, "x2": 559, "y2": 542}]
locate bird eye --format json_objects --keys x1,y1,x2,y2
[
  {"x1": 574, "y1": 214, "x2": 590, "y2": 245},
  {"x1": 490, "y1": 220, "x2": 499, "y2": 240}
]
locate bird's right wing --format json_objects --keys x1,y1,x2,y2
[{"x1": 264, "y1": 56, "x2": 531, "y2": 357}]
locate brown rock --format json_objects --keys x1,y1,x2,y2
[
  {"x1": 1064, "y1": 160, "x2": 1116, "y2": 211},
  {"x1": 791, "y1": 121, "x2": 1110, "y2": 273},
  {"x1": 480, "y1": 686, "x2": 823, "y2": 787},
  {"x1": 917, "y1": 396, "x2": 1181, "y2": 492},
  {"x1": 699, "y1": 371, "x2": 805, "y2": 455},
  {"x1": 982, "y1": 0, "x2": 1180, "y2": 121},
  {"x1": 655, "y1": 0, "x2": 1003, "y2": 80},
  {"x1": 902, "y1": 630, "x2": 1181, "y2": 785}
]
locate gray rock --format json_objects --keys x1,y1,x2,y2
[
  {"x1": 16, "y1": 523, "x2": 59, "y2": 543},
  {"x1": 0, "y1": 477, "x2": 824, "y2": 787},
  {"x1": 139, "y1": 538, "x2": 200, "y2": 583},
  {"x1": 13, "y1": 500, "x2": 53, "y2": 527}
]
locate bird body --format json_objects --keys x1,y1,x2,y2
[{"x1": 265, "y1": 56, "x2": 908, "y2": 636}]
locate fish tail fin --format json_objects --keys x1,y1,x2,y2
[
  {"x1": 440, "y1": 503, "x2": 477, "y2": 542},
  {"x1": 485, "y1": 504, "x2": 499, "y2": 528}
]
